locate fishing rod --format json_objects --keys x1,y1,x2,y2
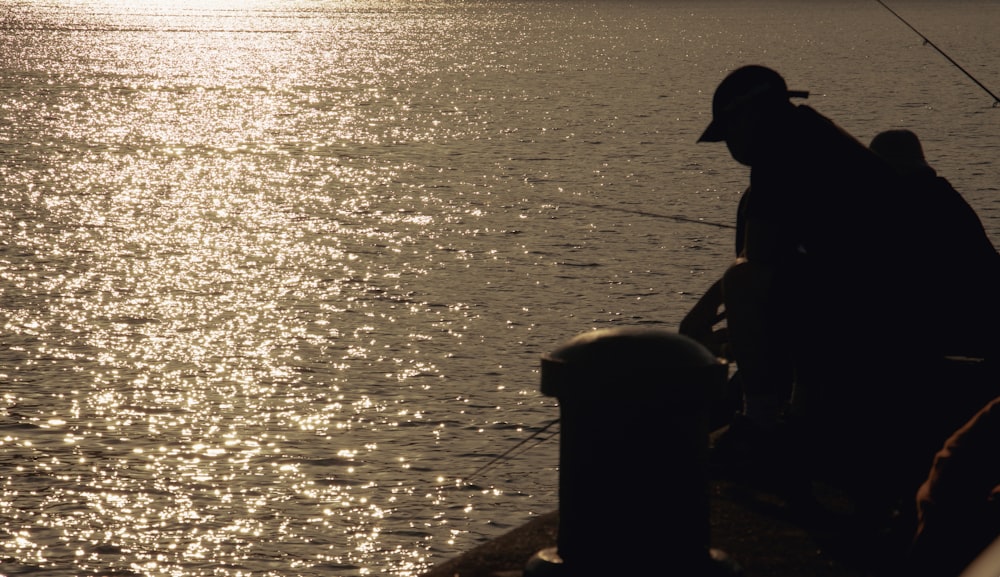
[{"x1": 875, "y1": 0, "x2": 1000, "y2": 107}]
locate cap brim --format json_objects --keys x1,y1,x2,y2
[{"x1": 697, "y1": 119, "x2": 726, "y2": 143}]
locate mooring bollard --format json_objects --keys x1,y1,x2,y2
[{"x1": 525, "y1": 327, "x2": 739, "y2": 576}]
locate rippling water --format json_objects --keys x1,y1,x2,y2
[{"x1": 1, "y1": 1, "x2": 998, "y2": 575}]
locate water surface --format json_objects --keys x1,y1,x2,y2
[{"x1": 1, "y1": 1, "x2": 998, "y2": 575}]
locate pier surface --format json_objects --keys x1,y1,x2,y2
[{"x1": 422, "y1": 478, "x2": 892, "y2": 577}]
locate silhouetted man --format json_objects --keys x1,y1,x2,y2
[
  {"x1": 690, "y1": 65, "x2": 959, "y2": 516},
  {"x1": 870, "y1": 129, "x2": 1000, "y2": 360}
]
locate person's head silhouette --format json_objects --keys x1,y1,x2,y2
[
  {"x1": 869, "y1": 129, "x2": 931, "y2": 176},
  {"x1": 699, "y1": 65, "x2": 809, "y2": 166}
]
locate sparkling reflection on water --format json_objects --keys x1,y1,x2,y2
[{"x1": 2, "y1": 1, "x2": 999, "y2": 575}]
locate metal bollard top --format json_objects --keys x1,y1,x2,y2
[{"x1": 540, "y1": 327, "x2": 727, "y2": 401}]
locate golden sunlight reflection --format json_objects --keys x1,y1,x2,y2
[{"x1": 0, "y1": 0, "x2": 610, "y2": 574}]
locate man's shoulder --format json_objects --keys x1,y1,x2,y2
[
  {"x1": 791, "y1": 105, "x2": 851, "y2": 138},
  {"x1": 791, "y1": 104, "x2": 833, "y2": 124}
]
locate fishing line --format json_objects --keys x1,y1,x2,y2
[
  {"x1": 876, "y1": 0, "x2": 1000, "y2": 107},
  {"x1": 498, "y1": 426, "x2": 560, "y2": 466},
  {"x1": 459, "y1": 417, "x2": 560, "y2": 487},
  {"x1": 563, "y1": 201, "x2": 736, "y2": 230},
  {"x1": 438, "y1": 208, "x2": 731, "y2": 490}
]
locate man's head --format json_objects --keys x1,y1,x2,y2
[
  {"x1": 869, "y1": 129, "x2": 930, "y2": 176},
  {"x1": 698, "y1": 65, "x2": 808, "y2": 165}
]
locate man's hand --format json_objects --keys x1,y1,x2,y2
[{"x1": 679, "y1": 278, "x2": 730, "y2": 358}]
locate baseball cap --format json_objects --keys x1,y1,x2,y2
[{"x1": 698, "y1": 65, "x2": 809, "y2": 143}]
